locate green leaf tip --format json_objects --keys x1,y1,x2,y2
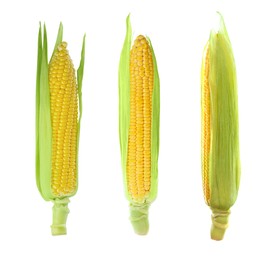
[
  {"x1": 210, "y1": 12, "x2": 230, "y2": 42},
  {"x1": 126, "y1": 13, "x2": 131, "y2": 27},
  {"x1": 51, "y1": 22, "x2": 64, "y2": 61},
  {"x1": 216, "y1": 11, "x2": 225, "y2": 28},
  {"x1": 77, "y1": 34, "x2": 86, "y2": 99}
]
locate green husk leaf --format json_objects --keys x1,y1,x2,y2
[
  {"x1": 74, "y1": 34, "x2": 86, "y2": 194},
  {"x1": 36, "y1": 23, "x2": 42, "y2": 193},
  {"x1": 77, "y1": 34, "x2": 85, "y2": 122},
  {"x1": 50, "y1": 22, "x2": 63, "y2": 62},
  {"x1": 208, "y1": 12, "x2": 240, "y2": 210},
  {"x1": 147, "y1": 37, "x2": 160, "y2": 203},
  {"x1": 37, "y1": 24, "x2": 53, "y2": 201},
  {"x1": 119, "y1": 14, "x2": 132, "y2": 200}
]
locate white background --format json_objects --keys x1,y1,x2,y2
[{"x1": 0, "y1": 0, "x2": 270, "y2": 259}]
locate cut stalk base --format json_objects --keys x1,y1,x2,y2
[
  {"x1": 51, "y1": 198, "x2": 70, "y2": 236},
  {"x1": 210, "y1": 208, "x2": 230, "y2": 241},
  {"x1": 129, "y1": 203, "x2": 149, "y2": 235}
]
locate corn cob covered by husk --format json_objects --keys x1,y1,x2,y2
[
  {"x1": 201, "y1": 13, "x2": 241, "y2": 240},
  {"x1": 119, "y1": 15, "x2": 160, "y2": 235},
  {"x1": 36, "y1": 23, "x2": 85, "y2": 235}
]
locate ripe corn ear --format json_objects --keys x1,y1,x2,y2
[
  {"x1": 119, "y1": 15, "x2": 160, "y2": 235},
  {"x1": 201, "y1": 13, "x2": 241, "y2": 240},
  {"x1": 36, "y1": 23, "x2": 85, "y2": 235}
]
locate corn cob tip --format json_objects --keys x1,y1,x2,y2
[
  {"x1": 129, "y1": 203, "x2": 149, "y2": 235},
  {"x1": 210, "y1": 208, "x2": 230, "y2": 241},
  {"x1": 51, "y1": 198, "x2": 70, "y2": 235}
]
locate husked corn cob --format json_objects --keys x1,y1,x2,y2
[
  {"x1": 50, "y1": 42, "x2": 78, "y2": 197},
  {"x1": 127, "y1": 35, "x2": 153, "y2": 201},
  {"x1": 201, "y1": 13, "x2": 240, "y2": 240},
  {"x1": 119, "y1": 15, "x2": 160, "y2": 235},
  {"x1": 36, "y1": 23, "x2": 85, "y2": 235}
]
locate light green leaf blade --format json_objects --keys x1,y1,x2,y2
[
  {"x1": 119, "y1": 14, "x2": 132, "y2": 200},
  {"x1": 38, "y1": 24, "x2": 53, "y2": 201},
  {"x1": 77, "y1": 34, "x2": 85, "y2": 122},
  {"x1": 147, "y1": 37, "x2": 160, "y2": 203},
  {"x1": 74, "y1": 34, "x2": 86, "y2": 195},
  {"x1": 36, "y1": 23, "x2": 42, "y2": 193},
  {"x1": 208, "y1": 13, "x2": 240, "y2": 210}
]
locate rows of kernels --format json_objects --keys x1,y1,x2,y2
[
  {"x1": 49, "y1": 42, "x2": 78, "y2": 197},
  {"x1": 127, "y1": 35, "x2": 154, "y2": 202},
  {"x1": 202, "y1": 45, "x2": 211, "y2": 204}
]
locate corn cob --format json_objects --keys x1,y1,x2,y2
[
  {"x1": 119, "y1": 15, "x2": 160, "y2": 235},
  {"x1": 36, "y1": 23, "x2": 85, "y2": 235},
  {"x1": 201, "y1": 13, "x2": 241, "y2": 240}
]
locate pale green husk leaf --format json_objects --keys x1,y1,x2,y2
[
  {"x1": 208, "y1": 13, "x2": 241, "y2": 210},
  {"x1": 36, "y1": 24, "x2": 53, "y2": 201},
  {"x1": 147, "y1": 37, "x2": 160, "y2": 203},
  {"x1": 74, "y1": 34, "x2": 86, "y2": 195},
  {"x1": 119, "y1": 14, "x2": 132, "y2": 201}
]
